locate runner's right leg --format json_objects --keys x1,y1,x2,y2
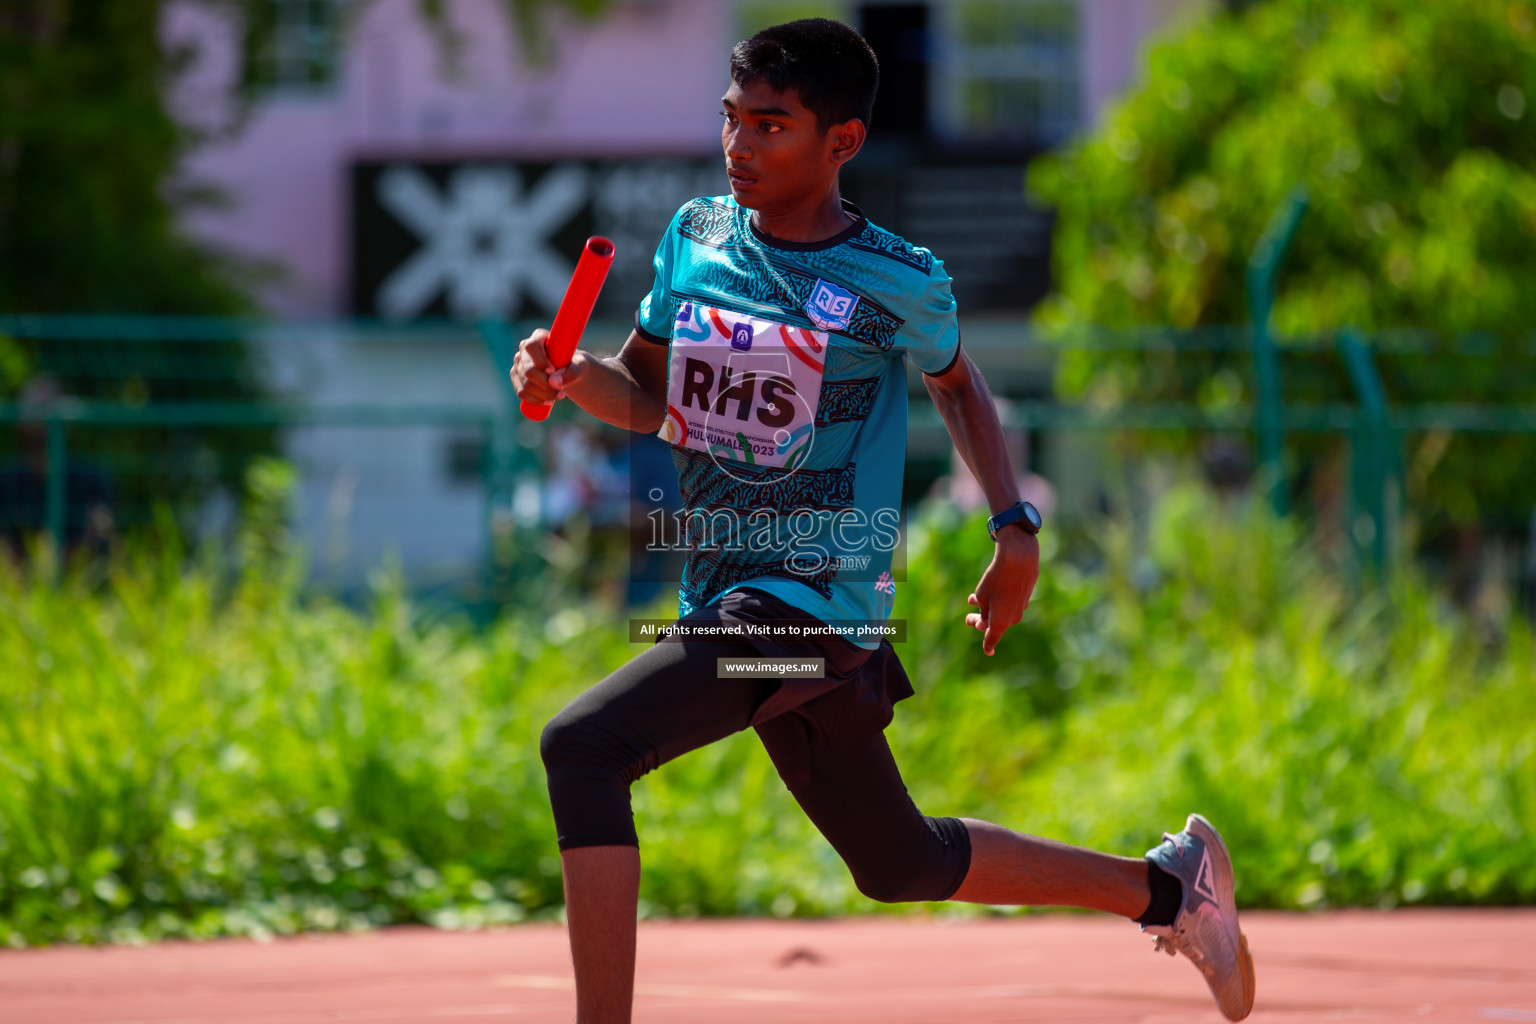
[{"x1": 539, "y1": 635, "x2": 778, "y2": 1024}]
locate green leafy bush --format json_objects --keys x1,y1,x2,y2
[
  {"x1": 1031, "y1": 0, "x2": 1536, "y2": 334},
  {"x1": 1, "y1": 487, "x2": 1532, "y2": 947},
  {"x1": 1028, "y1": 0, "x2": 1536, "y2": 529}
]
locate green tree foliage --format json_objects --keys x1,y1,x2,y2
[
  {"x1": 0, "y1": 1, "x2": 251, "y2": 314},
  {"x1": 1028, "y1": 0, "x2": 1536, "y2": 530}
]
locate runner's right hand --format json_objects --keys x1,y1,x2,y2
[{"x1": 512, "y1": 328, "x2": 592, "y2": 404}]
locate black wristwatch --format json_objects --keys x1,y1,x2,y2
[{"x1": 987, "y1": 500, "x2": 1043, "y2": 540}]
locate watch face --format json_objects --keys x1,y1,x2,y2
[{"x1": 1023, "y1": 502, "x2": 1043, "y2": 530}]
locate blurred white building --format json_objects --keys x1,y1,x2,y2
[
  {"x1": 169, "y1": 0, "x2": 1211, "y2": 318},
  {"x1": 161, "y1": 0, "x2": 1210, "y2": 592}
]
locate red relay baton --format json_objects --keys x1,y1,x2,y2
[{"x1": 520, "y1": 235, "x2": 617, "y2": 421}]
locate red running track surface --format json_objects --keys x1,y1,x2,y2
[{"x1": 2, "y1": 910, "x2": 1534, "y2": 1023}]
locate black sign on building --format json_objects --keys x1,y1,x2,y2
[
  {"x1": 351, "y1": 158, "x2": 1052, "y2": 322},
  {"x1": 351, "y1": 159, "x2": 723, "y2": 322}
]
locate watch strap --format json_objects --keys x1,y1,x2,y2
[{"x1": 988, "y1": 500, "x2": 1042, "y2": 538}]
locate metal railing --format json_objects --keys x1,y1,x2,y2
[
  {"x1": 9, "y1": 167, "x2": 1536, "y2": 596},
  {"x1": 3, "y1": 312, "x2": 1533, "y2": 584}
]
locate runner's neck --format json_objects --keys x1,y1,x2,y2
[{"x1": 749, "y1": 191, "x2": 858, "y2": 247}]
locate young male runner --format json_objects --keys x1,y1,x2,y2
[{"x1": 511, "y1": 19, "x2": 1255, "y2": 1024}]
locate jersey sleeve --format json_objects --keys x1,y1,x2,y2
[
  {"x1": 897, "y1": 254, "x2": 962, "y2": 377},
  {"x1": 633, "y1": 204, "x2": 687, "y2": 345}
]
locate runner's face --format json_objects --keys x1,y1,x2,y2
[{"x1": 721, "y1": 79, "x2": 841, "y2": 212}]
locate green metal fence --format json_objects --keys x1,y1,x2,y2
[
  {"x1": 942, "y1": 319, "x2": 1536, "y2": 578},
  {"x1": 3, "y1": 312, "x2": 1535, "y2": 598},
  {"x1": 0, "y1": 318, "x2": 527, "y2": 601}
]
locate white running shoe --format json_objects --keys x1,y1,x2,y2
[{"x1": 1142, "y1": 813, "x2": 1256, "y2": 1021}]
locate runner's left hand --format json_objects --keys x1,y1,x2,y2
[{"x1": 966, "y1": 528, "x2": 1040, "y2": 656}]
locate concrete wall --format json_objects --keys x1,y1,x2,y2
[
  {"x1": 158, "y1": 0, "x2": 1218, "y2": 588},
  {"x1": 1081, "y1": 0, "x2": 1213, "y2": 125}
]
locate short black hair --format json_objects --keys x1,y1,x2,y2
[{"x1": 729, "y1": 18, "x2": 879, "y2": 132}]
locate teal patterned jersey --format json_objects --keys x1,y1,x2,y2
[{"x1": 636, "y1": 194, "x2": 961, "y2": 650}]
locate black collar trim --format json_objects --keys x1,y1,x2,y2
[{"x1": 747, "y1": 200, "x2": 867, "y2": 252}]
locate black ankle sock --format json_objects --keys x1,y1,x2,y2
[{"x1": 1136, "y1": 860, "x2": 1183, "y2": 927}]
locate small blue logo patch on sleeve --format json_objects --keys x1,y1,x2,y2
[
  {"x1": 731, "y1": 322, "x2": 754, "y2": 351},
  {"x1": 805, "y1": 279, "x2": 860, "y2": 331}
]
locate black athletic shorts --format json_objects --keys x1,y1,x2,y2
[{"x1": 656, "y1": 585, "x2": 916, "y2": 735}]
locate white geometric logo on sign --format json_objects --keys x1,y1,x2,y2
[{"x1": 376, "y1": 163, "x2": 589, "y2": 320}]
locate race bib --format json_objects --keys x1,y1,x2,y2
[{"x1": 658, "y1": 303, "x2": 828, "y2": 470}]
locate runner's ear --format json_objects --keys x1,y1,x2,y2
[{"x1": 828, "y1": 118, "x2": 866, "y2": 167}]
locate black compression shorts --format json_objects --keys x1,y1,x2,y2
[{"x1": 539, "y1": 587, "x2": 972, "y2": 904}]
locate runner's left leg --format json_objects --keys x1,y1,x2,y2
[
  {"x1": 950, "y1": 820, "x2": 1149, "y2": 917},
  {"x1": 757, "y1": 679, "x2": 1257, "y2": 1019},
  {"x1": 754, "y1": 695, "x2": 972, "y2": 903}
]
